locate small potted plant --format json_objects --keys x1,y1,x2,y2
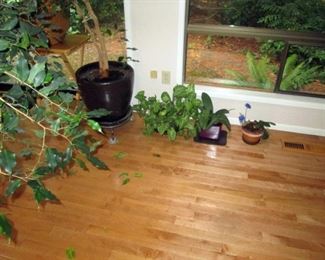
[
  {"x1": 196, "y1": 92, "x2": 231, "y2": 142},
  {"x1": 239, "y1": 103, "x2": 275, "y2": 145}
]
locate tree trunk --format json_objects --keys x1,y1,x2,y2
[{"x1": 73, "y1": 0, "x2": 109, "y2": 78}]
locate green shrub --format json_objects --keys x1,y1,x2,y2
[
  {"x1": 280, "y1": 54, "x2": 320, "y2": 90},
  {"x1": 133, "y1": 85, "x2": 202, "y2": 141}
]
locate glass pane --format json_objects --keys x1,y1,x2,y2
[
  {"x1": 189, "y1": 0, "x2": 325, "y2": 33},
  {"x1": 185, "y1": 33, "x2": 281, "y2": 91},
  {"x1": 279, "y1": 45, "x2": 325, "y2": 96}
]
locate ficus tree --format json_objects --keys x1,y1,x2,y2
[{"x1": 0, "y1": 0, "x2": 109, "y2": 241}]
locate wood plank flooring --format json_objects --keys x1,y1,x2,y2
[{"x1": 1, "y1": 115, "x2": 325, "y2": 259}]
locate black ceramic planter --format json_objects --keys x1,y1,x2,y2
[{"x1": 75, "y1": 61, "x2": 134, "y2": 124}]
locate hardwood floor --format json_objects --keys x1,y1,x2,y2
[{"x1": 1, "y1": 115, "x2": 325, "y2": 259}]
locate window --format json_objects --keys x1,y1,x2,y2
[{"x1": 185, "y1": 0, "x2": 325, "y2": 98}]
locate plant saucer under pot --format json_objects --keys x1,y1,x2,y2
[
  {"x1": 241, "y1": 126, "x2": 263, "y2": 145},
  {"x1": 75, "y1": 61, "x2": 134, "y2": 125}
]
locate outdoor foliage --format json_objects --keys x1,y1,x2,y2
[
  {"x1": 280, "y1": 54, "x2": 320, "y2": 91},
  {"x1": 0, "y1": 0, "x2": 109, "y2": 241},
  {"x1": 220, "y1": 0, "x2": 325, "y2": 32},
  {"x1": 69, "y1": 0, "x2": 124, "y2": 34},
  {"x1": 225, "y1": 51, "x2": 275, "y2": 89},
  {"x1": 189, "y1": 0, "x2": 325, "y2": 93}
]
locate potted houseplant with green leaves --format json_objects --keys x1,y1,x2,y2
[
  {"x1": 0, "y1": 0, "x2": 109, "y2": 242},
  {"x1": 196, "y1": 92, "x2": 231, "y2": 143},
  {"x1": 239, "y1": 103, "x2": 275, "y2": 145},
  {"x1": 73, "y1": 0, "x2": 134, "y2": 126},
  {"x1": 133, "y1": 84, "x2": 202, "y2": 141}
]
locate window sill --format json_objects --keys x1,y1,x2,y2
[{"x1": 195, "y1": 84, "x2": 325, "y2": 110}]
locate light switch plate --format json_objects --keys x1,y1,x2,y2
[
  {"x1": 162, "y1": 71, "x2": 171, "y2": 84},
  {"x1": 150, "y1": 70, "x2": 158, "y2": 79}
]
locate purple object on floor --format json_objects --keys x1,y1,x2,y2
[{"x1": 198, "y1": 125, "x2": 221, "y2": 140}]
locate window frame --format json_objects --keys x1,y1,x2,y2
[{"x1": 185, "y1": 1, "x2": 325, "y2": 98}]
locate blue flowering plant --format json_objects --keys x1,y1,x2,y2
[{"x1": 239, "y1": 103, "x2": 275, "y2": 139}]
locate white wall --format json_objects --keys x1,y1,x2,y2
[
  {"x1": 124, "y1": 0, "x2": 184, "y2": 97},
  {"x1": 124, "y1": 0, "x2": 325, "y2": 136}
]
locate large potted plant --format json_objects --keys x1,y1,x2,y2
[
  {"x1": 0, "y1": 0, "x2": 109, "y2": 241},
  {"x1": 73, "y1": 0, "x2": 134, "y2": 126},
  {"x1": 239, "y1": 103, "x2": 275, "y2": 145}
]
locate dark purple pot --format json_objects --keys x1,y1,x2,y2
[
  {"x1": 199, "y1": 124, "x2": 222, "y2": 140},
  {"x1": 75, "y1": 61, "x2": 134, "y2": 122}
]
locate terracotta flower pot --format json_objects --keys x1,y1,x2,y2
[{"x1": 241, "y1": 127, "x2": 263, "y2": 145}]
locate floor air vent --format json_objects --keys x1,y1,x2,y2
[{"x1": 283, "y1": 141, "x2": 305, "y2": 150}]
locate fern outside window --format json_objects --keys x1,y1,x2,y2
[{"x1": 185, "y1": 0, "x2": 325, "y2": 98}]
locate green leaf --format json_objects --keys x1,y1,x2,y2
[
  {"x1": 134, "y1": 172, "x2": 143, "y2": 178},
  {"x1": 119, "y1": 172, "x2": 129, "y2": 177},
  {"x1": 63, "y1": 147, "x2": 73, "y2": 167},
  {"x1": 28, "y1": 62, "x2": 46, "y2": 87},
  {"x1": 72, "y1": 137, "x2": 90, "y2": 156},
  {"x1": 201, "y1": 92, "x2": 213, "y2": 112},
  {"x1": 113, "y1": 151, "x2": 127, "y2": 160},
  {"x1": 0, "y1": 15, "x2": 18, "y2": 31},
  {"x1": 87, "y1": 108, "x2": 110, "y2": 118},
  {"x1": 0, "y1": 214, "x2": 12, "y2": 240},
  {"x1": 122, "y1": 178, "x2": 130, "y2": 185},
  {"x1": 27, "y1": 180, "x2": 58, "y2": 204},
  {"x1": 87, "y1": 119, "x2": 103, "y2": 134},
  {"x1": 65, "y1": 247, "x2": 76, "y2": 260},
  {"x1": 4, "y1": 179, "x2": 22, "y2": 197},
  {"x1": 19, "y1": 32, "x2": 30, "y2": 49},
  {"x1": 33, "y1": 166, "x2": 52, "y2": 176},
  {"x1": 0, "y1": 149, "x2": 17, "y2": 175},
  {"x1": 89, "y1": 140, "x2": 102, "y2": 153},
  {"x1": 74, "y1": 158, "x2": 88, "y2": 170},
  {"x1": 33, "y1": 70, "x2": 46, "y2": 87},
  {"x1": 31, "y1": 107, "x2": 46, "y2": 122},
  {"x1": 167, "y1": 128, "x2": 177, "y2": 141},
  {"x1": 6, "y1": 84, "x2": 25, "y2": 100},
  {"x1": 34, "y1": 130, "x2": 45, "y2": 139},
  {"x1": 39, "y1": 84, "x2": 59, "y2": 96},
  {"x1": 0, "y1": 39, "x2": 9, "y2": 51},
  {"x1": 119, "y1": 173, "x2": 130, "y2": 185},
  {"x1": 50, "y1": 119, "x2": 61, "y2": 134},
  {"x1": 45, "y1": 148, "x2": 63, "y2": 171},
  {"x1": 161, "y1": 91, "x2": 171, "y2": 103},
  {"x1": 2, "y1": 110, "x2": 19, "y2": 132},
  {"x1": 87, "y1": 155, "x2": 108, "y2": 170},
  {"x1": 58, "y1": 92, "x2": 74, "y2": 104}
]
